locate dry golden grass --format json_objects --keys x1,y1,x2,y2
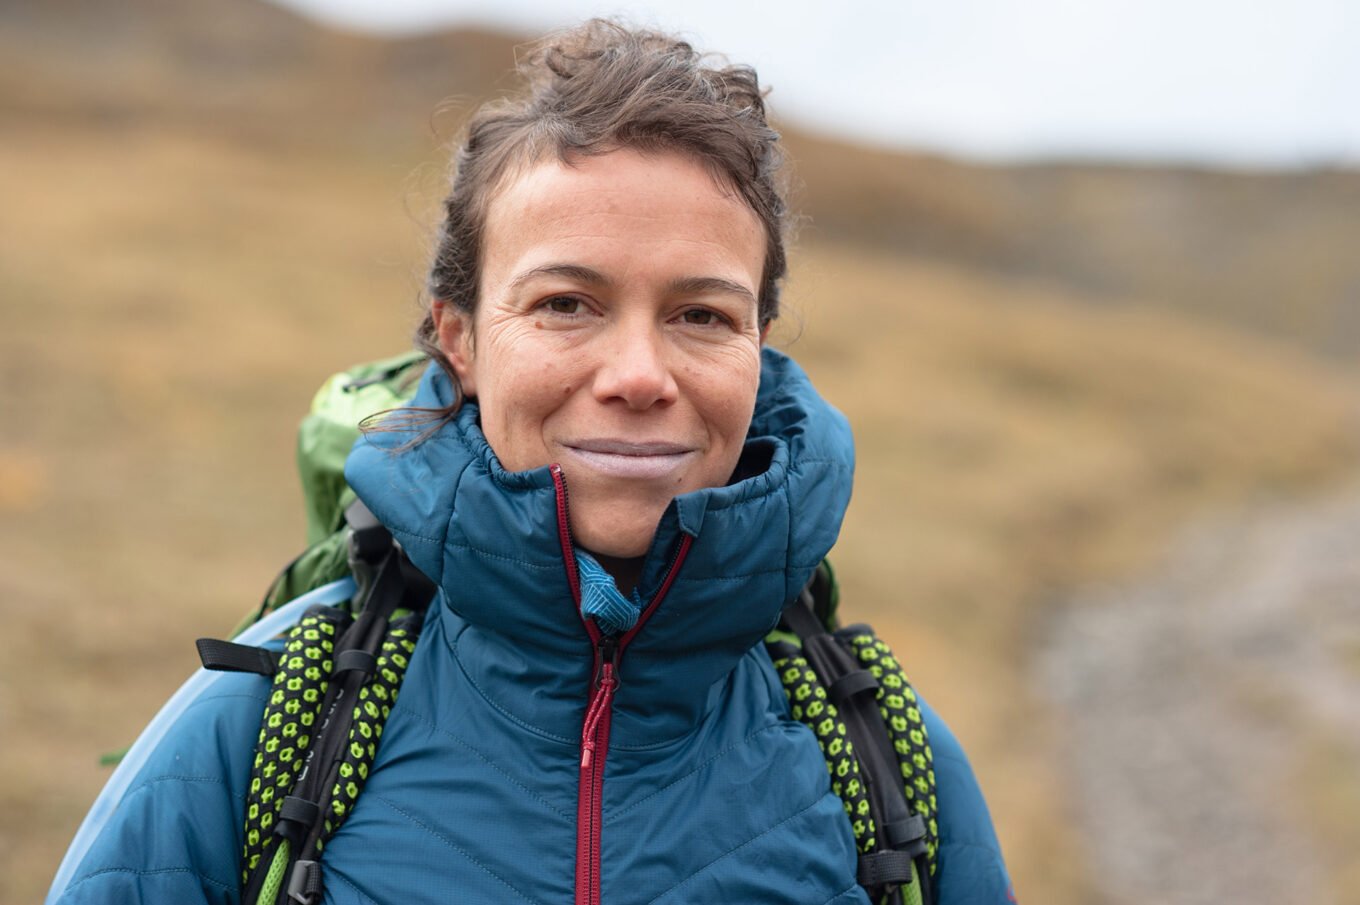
[
  {"x1": 4, "y1": 113, "x2": 1359, "y2": 905},
  {"x1": 781, "y1": 242, "x2": 1360, "y2": 901}
]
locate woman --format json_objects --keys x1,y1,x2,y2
[{"x1": 51, "y1": 20, "x2": 1012, "y2": 905}]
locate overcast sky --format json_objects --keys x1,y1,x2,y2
[{"x1": 272, "y1": 0, "x2": 1360, "y2": 168}]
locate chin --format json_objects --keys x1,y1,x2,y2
[{"x1": 570, "y1": 505, "x2": 662, "y2": 559}]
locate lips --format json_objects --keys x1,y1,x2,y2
[{"x1": 560, "y1": 439, "x2": 699, "y2": 480}]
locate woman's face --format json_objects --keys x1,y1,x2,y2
[{"x1": 434, "y1": 148, "x2": 767, "y2": 559}]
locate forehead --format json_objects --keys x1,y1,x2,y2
[{"x1": 479, "y1": 149, "x2": 765, "y2": 290}]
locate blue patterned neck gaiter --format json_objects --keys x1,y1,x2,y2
[{"x1": 575, "y1": 550, "x2": 645, "y2": 635}]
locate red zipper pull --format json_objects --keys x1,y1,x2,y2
[
  {"x1": 579, "y1": 667, "x2": 615, "y2": 770},
  {"x1": 581, "y1": 636, "x2": 619, "y2": 770}
]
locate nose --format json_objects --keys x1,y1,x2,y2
[{"x1": 591, "y1": 317, "x2": 679, "y2": 410}]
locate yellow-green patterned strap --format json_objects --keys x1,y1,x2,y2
[
  {"x1": 240, "y1": 610, "x2": 343, "y2": 887},
  {"x1": 774, "y1": 647, "x2": 932, "y2": 905},
  {"x1": 240, "y1": 611, "x2": 424, "y2": 904},
  {"x1": 769, "y1": 621, "x2": 939, "y2": 905},
  {"x1": 848, "y1": 634, "x2": 939, "y2": 878},
  {"x1": 771, "y1": 653, "x2": 879, "y2": 851},
  {"x1": 320, "y1": 624, "x2": 419, "y2": 841}
]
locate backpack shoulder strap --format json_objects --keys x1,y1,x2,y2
[
  {"x1": 766, "y1": 565, "x2": 938, "y2": 905},
  {"x1": 200, "y1": 500, "x2": 434, "y2": 905}
]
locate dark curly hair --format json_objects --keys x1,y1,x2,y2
[{"x1": 412, "y1": 18, "x2": 789, "y2": 420}]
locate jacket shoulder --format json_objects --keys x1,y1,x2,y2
[
  {"x1": 52, "y1": 670, "x2": 268, "y2": 905},
  {"x1": 918, "y1": 697, "x2": 1017, "y2": 904}
]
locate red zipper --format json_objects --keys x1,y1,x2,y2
[
  {"x1": 550, "y1": 464, "x2": 693, "y2": 905},
  {"x1": 552, "y1": 464, "x2": 582, "y2": 607}
]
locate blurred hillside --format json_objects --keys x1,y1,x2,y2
[
  {"x1": 790, "y1": 138, "x2": 1360, "y2": 360},
  {"x1": 4, "y1": 3, "x2": 1359, "y2": 905},
  {"x1": 5, "y1": 0, "x2": 1359, "y2": 358}
]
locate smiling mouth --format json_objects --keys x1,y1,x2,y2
[{"x1": 562, "y1": 440, "x2": 698, "y2": 479}]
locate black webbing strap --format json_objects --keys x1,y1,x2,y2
[
  {"x1": 344, "y1": 500, "x2": 390, "y2": 563},
  {"x1": 780, "y1": 587, "x2": 830, "y2": 639},
  {"x1": 195, "y1": 639, "x2": 280, "y2": 677},
  {"x1": 780, "y1": 587, "x2": 932, "y2": 905},
  {"x1": 235, "y1": 499, "x2": 436, "y2": 905},
  {"x1": 858, "y1": 850, "x2": 916, "y2": 887},
  {"x1": 258, "y1": 499, "x2": 433, "y2": 905}
]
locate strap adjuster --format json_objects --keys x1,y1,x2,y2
[
  {"x1": 333, "y1": 649, "x2": 378, "y2": 677},
  {"x1": 276, "y1": 796, "x2": 320, "y2": 841},
  {"x1": 885, "y1": 813, "x2": 928, "y2": 857},
  {"x1": 827, "y1": 668, "x2": 878, "y2": 704}
]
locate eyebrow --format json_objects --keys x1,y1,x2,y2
[
  {"x1": 509, "y1": 263, "x2": 611, "y2": 290},
  {"x1": 510, "y1": 263, "x2": 756, "y2": 305},
  {"x1": 665, "y1": 275, "x2": 757, "y2": 306}
]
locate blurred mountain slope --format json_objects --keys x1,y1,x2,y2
[
  {"x1": 4, "y1": 5, "x2": 1359, "y2": 905},
  {"x1": 4, "y1": 0, "x2": 1358, "y2": 359},
  {"x1": 0, "y1": 0, "x2": 520, "y2": 138},
  {"x1": 788, "y1": 135, "x2": 1360, "y2": 359}
]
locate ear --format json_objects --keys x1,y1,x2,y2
[
  {"x1": 432, "y1": 300, "x2": 477, "y2": 397},
  {"x1": 758, "y1": 320, "x2": 772, "y2": 344}
]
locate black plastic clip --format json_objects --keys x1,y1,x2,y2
[{"x1": 287, "y1": 859, "x2": 324, "y2": 905}]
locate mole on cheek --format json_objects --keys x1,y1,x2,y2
[
  {"x1": 533, "y1": 320, "x2": 544, "y2": 329},
  {"x1": 562, "y1": 385, "x2": 573, "y2": 396}
]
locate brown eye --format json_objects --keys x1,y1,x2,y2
[
  {"x1": 544, "y1": 296, "x2": 581, "y2": 315},
  {"x1": 681, "y1": 309, "x2": 721, "y2": 326}
]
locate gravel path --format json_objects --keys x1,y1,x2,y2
[{"x1": 1040, "y1": 485, "x2": 1360, "y2": 905}]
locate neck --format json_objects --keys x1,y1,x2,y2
[{"x1": 588, "y1": 552, "x2": 645, "y2": 595}]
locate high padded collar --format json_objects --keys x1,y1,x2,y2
[{"x1": 344, "y1": 347, "x2": 854, "y2": 745}]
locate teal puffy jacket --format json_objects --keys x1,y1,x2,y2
[{"x1": 52, "y1": 350, "x2": 1014, "y2": 904}]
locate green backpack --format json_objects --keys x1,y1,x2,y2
[{"x1": 203, "y1": 353, "x2": 940, "y2": 905}]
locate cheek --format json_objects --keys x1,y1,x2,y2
[
  {"x1": 477, "y1": 327, "x2": 558, "y2": 401},
  {"x1": 697, "y1": 355, "x2": 762, "y2": 441},
  {"x1": 478, "y1": 350, "x2": 581, "y2": 467}
]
